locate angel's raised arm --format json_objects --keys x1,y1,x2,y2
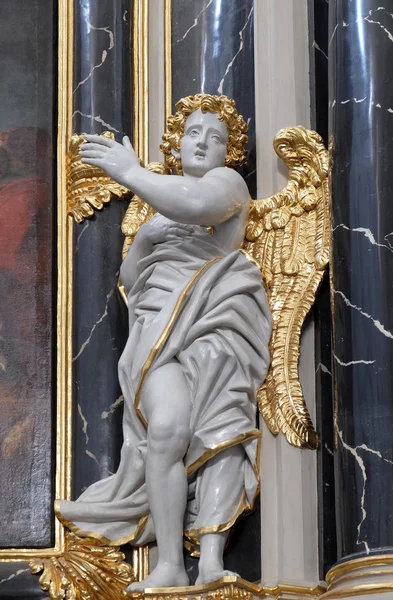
[{"x1": 80, "y1": 135, "x2": 249, "y2": 226}]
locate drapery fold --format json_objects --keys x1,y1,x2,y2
[{"x1": 58, "y1": 227, "x2": 271, "y2": 551}]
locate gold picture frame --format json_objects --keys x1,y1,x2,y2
[{"x1": 0, "y1": 0, "x2": 74, "y2": 562}]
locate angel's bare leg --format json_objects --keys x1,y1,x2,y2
[
  {"x1": 127, "y1": 360, "x2": 191, "y2": 592},
  {"x1": 195, "y1": 445, "x2": 244, "y2": 585}
]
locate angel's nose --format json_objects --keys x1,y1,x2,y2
[{"x1": 197, "y1": 129, "x2": 209, "y2": 149}]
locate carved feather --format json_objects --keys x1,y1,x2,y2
[
  {"x1": 244, "y1": 126, "x2": 330, "y2": 449},
  {"x1": 67, "y1": 132, "x2": 130, "y2": 223}
]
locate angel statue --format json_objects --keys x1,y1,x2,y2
[{"x1": 57, "y1": 93, "x2": 329, "y2": 592}]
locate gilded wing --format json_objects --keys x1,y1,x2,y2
[
  {"x1": 243, "y1": 126, "x2": 330, "y2": 449},
  {"x1": 121, "y1": 161, "x2": 170, "y2": 259},
  {"x1": 67, "y1": 132, "x2": 130, "y2": 223}
]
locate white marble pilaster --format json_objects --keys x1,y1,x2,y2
[{"x1": 254, "y1": 0, "x2": 320, "y2": 588}]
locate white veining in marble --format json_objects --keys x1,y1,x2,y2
[
  {"x1": 329, "y1": 23, "x2": 339, "y2": 47},
  {"x1": 0, "y1": 569, "x2": 30, "y2": 586},
  {"x1": 334, "y1": 290, "x2": 393, "y2": 340},
  {"x1": 177, "y1": 0, "x2": 214, "y2": 42},
  {"x1": 72, "y1": 110, "x2": 120, "y2": 132},
  {"x1": 385, "y1": 232, "x2": 393, "y2": 248},
  {"x1": 74, "y1": 19, "x2": 115, "y2": 93},
  {"x1": 340, "y1": 96, "x2": 367, "y2": 104},
  {"x1": 337, "y1": 429, "x2": 370, "y2": 554},
  {"x1": 86, "y1": 449, "x2": 100, "y2": 466},
  {"x1": 217, "y1": 6, "x2": 254, "y2": 95},
  {"x1": 78, "y1": 403, "x2": 89, "y2": 444},
  {"x1": 85, "y1": 449, "x2": 114, "y2": 476},
  {"x1": 333, "y1": 223, "x2": 393, "y2": 252},
  {"x1": 334, "y1": 353, "x2": 375, "y2": 367},
  {"x1": 75, "y1": 221, "x2": 90, "y2": 253},
  {"x1": 324, "y1": 443, "x2": 334, "y2": 457},
  {"x1": 313, "y1": 40, "x2": 328, "y2": 60},
  {"x1": 337, "y1": 429, "x2": 393, "y2": 553},
  {"x1": 316, "y1": 362, "x2": 332, "y2": 375},
  {"x1": 365, "y1": 7, "x2": 393, "y2": 42},
  {"x1": 246, "y1": 168, "x2": 256, "y2": 180},
  {"x1": 123, "y1": 9, "x2": 128, "y2": 22},
  {"x1": 357, "y1": 443, "x2": 393, "y2": 465},
  {"x1": 101, "y1": 395, "x2": 124, "y2": 419},
  {"x1": 73, "y1": 288, "x2": 115, "y2": 361}
]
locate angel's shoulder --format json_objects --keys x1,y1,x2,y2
[{"x1": 202, "y1": 167, "x2": 249, "y2": 201}]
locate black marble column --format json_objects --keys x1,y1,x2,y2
[
  {"x1": 309, "y1": 0, "x2": 337, "y2": 579},
  {"x1": 171, "y1": 0, "x2": 259, "y2": 582},
  {"x1": 330, "y1": 0, "x2": 393, "y2": 561},
  {"x1": 171, "y1": 0, "x2": 256, "y2": 198},
  {"x1": 72, "y1": 0, "x2": 132, "y2": 497}
]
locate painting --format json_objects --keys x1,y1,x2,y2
[{"x1": 0, "y1": 0, "x2": 56, "y2": 548}]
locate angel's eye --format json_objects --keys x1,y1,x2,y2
[
  {"x1": 189, "y1": 130, "x2": 199, "y2": 137},
  {"x1": 211, "y1": 134, "x2": 221, "y2": 143}
]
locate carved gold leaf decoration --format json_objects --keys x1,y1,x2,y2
[
  {"x1": 128, "y1": 576, "x2": 258, "y2": 600},
  {"x1": 30, "y1": 531, "x2": 133, "y2": 599},
  {"x1": 243, "y1": 126, "x2": 330, "y2": 449},
  {"x1": 121, "y1": 161, "x2": 170, "y2": 259},
  {"x1": 67, "y1": 132, "x2": 130, "y2": 223}
]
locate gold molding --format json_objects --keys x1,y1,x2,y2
[
  {"x1": 133, "y1": 0, "x2": 149, "y2": 165},
  {"x1": 0, "y1": 0, "x2": 74, "y2": 562},
  {"x1": 130, "y1": 576, "x2": 260, "y2": 600},
  {"x1": 262, "y1": 583, "x2": 326, "y2": 600},
  {"x1": 128, "y1": 577, "x2": 326, "y2": 600},
  {"x1": 132, "y1": 547, "x2": 150, "y2": 583},
  {"x1": 321, "y1": 554, "x2": 393, "y2": 599},
  {"x1": 130, "y1": 0, "x2": 151, "y2": 582},
  {"x1": 164, "y1": 0, "x2": 172, "y2": 124}
]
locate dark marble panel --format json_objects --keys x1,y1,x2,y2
[
  {"x1": 171, "y1": 0, "x2": 256, "y2": 198},
  {"x1": 308, "y1": 0, "x2": 337, "y2": 578},
  {"x1": 0, "y1": 563, "x2": 45, "y2": 599},
  {"x1": 329, "y1": 0, "x2": 393, "y2": 560},
  {"x1": 73, "y1": 0, "x2": 132, "y2": 137},
  {"x1": 72, "y1": 0, "x2": 132, "y2": 497}
]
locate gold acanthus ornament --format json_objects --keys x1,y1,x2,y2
[
  {"x1": 29, "y1": 531, "x2": 133, "y2": 599},
  {"x1": 67, "y1": 132, "x2": 130, "y2": 223},
  {"x1": 67, "y1": 126, "x2": 330, "y2": 450}
]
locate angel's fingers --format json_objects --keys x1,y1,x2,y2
[
  {"x1": 79, "y1": 150, "x2": 105, "y2": 159},
  {"x1": 84, "y1": 134, "x2": 115, "y2": 147},
  {"x1": 80, "y1": 142, "x2": 110, "y2": 153},
  {"x1": 81, "y1": 157, "x2": 105, "y2": 168},
  {"x1": 122, "y1": 136, "x2": 133, "y2": 151}
]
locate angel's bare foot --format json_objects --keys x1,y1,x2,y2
[
  {"x1": 195, "y1": 564, "x2": 238, "y2": 585},
  {"x1": 126, "y1": 563, "x2": 189, "y2": 593}
]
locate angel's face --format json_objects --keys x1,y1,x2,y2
[{"x1": 176, "y1": 109, "x2": 228, "y2": 177}]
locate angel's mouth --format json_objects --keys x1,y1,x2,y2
[{"x1": 195, "y1": 151, "x2": 206, "y2": 158}]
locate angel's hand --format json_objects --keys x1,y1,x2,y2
[
  {"x1": 79, "y1": 134, "x2": 140, "y2": 187},
  {"x1": 139, "y1": 214, "x2": 194, "y2": 244}
]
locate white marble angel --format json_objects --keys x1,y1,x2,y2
[
  {"x1": 58, "y1": 94, "x2": 272, "y2": 590},
  {"x1": 57, "y1": 93, "x2": 329, "y2": 592}
]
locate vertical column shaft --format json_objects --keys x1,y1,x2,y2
[
  {"x1": 329, "y1": 0, "x2": 393, "y2": 569},
  {"x1": 72, "y1": 0, "x2": 132, "y2": 496}
]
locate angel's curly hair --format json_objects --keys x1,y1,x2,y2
[{"x1": 160, "y1": 93, "x2": 248, "y2": 175}]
